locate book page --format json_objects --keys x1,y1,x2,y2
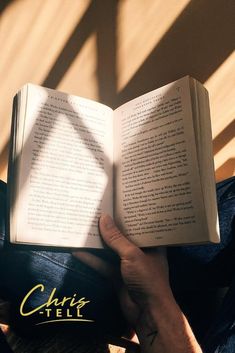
[
  {"x1": 114, "y1": 77, "x2": 208, "y2": 247},
  {"x1": 14, "y1": 85, "x2": 113, "y2": 248},
  {"x1": 193, "y1": 80, "x2": 220, "y2": 242}
]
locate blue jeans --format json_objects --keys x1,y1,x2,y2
[
  {"x1": 0, "y1": 177, "x2": 235, "y2": 352},
  {"x1": 168, "y1": 177, "x2": 235, "y2": 352},
  {"x1": 0, "y1": 181, "x2": 126, "y2": 340}
]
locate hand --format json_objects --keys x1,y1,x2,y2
[
  {"x1": 74, "y1": 214, "x2": 171, "y2": 327},
  {"x1": 74, "y1": 215, "x2": 202, "y2": 353}
]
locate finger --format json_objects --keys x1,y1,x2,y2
[
  {"x1": 99, "y1": 214, "x2": 142, "y2": 259},
  {"x1": 73, "y1": 251, "x2": 116, "y2": 278}
]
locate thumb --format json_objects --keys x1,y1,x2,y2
[{"x1": 99, "y1": 214, "x2": 140, "y2": 259}]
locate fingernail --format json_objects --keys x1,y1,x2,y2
[{"x1": 101, "y1": 214, "x2": 114, "y2": 229}]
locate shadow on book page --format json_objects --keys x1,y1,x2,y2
[{"x1": 12, "y1": 85, "x2": 113, "y2": 248}]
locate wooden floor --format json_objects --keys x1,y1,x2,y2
[
  {"x1": 0, "y1": 0, "x2": 234, "y2": 181},
  {"x1": 0, "y1": 2, "x2": 234, "y2": 349}
]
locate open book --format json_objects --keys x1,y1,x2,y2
[{"x1": 7, "y1": 76, "x2": 220, "y2": 248}]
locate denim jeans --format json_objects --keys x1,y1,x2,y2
[
  {"x1": 0, "y1": 177, "x2": 235, "y2": 352},
  {"x1": 168, "y1": 177, "x2": 235, "y2": 352},
  {"x1": 0, "y1": 181, "x2": 126, "y2": 340}
]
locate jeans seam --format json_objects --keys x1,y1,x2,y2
[
  {"x1": 219, "y1": 197, "x2": 235, "y2": 206},
  {"x1": 31, "y1": 251, "x2": 100, "y2": 285}
]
